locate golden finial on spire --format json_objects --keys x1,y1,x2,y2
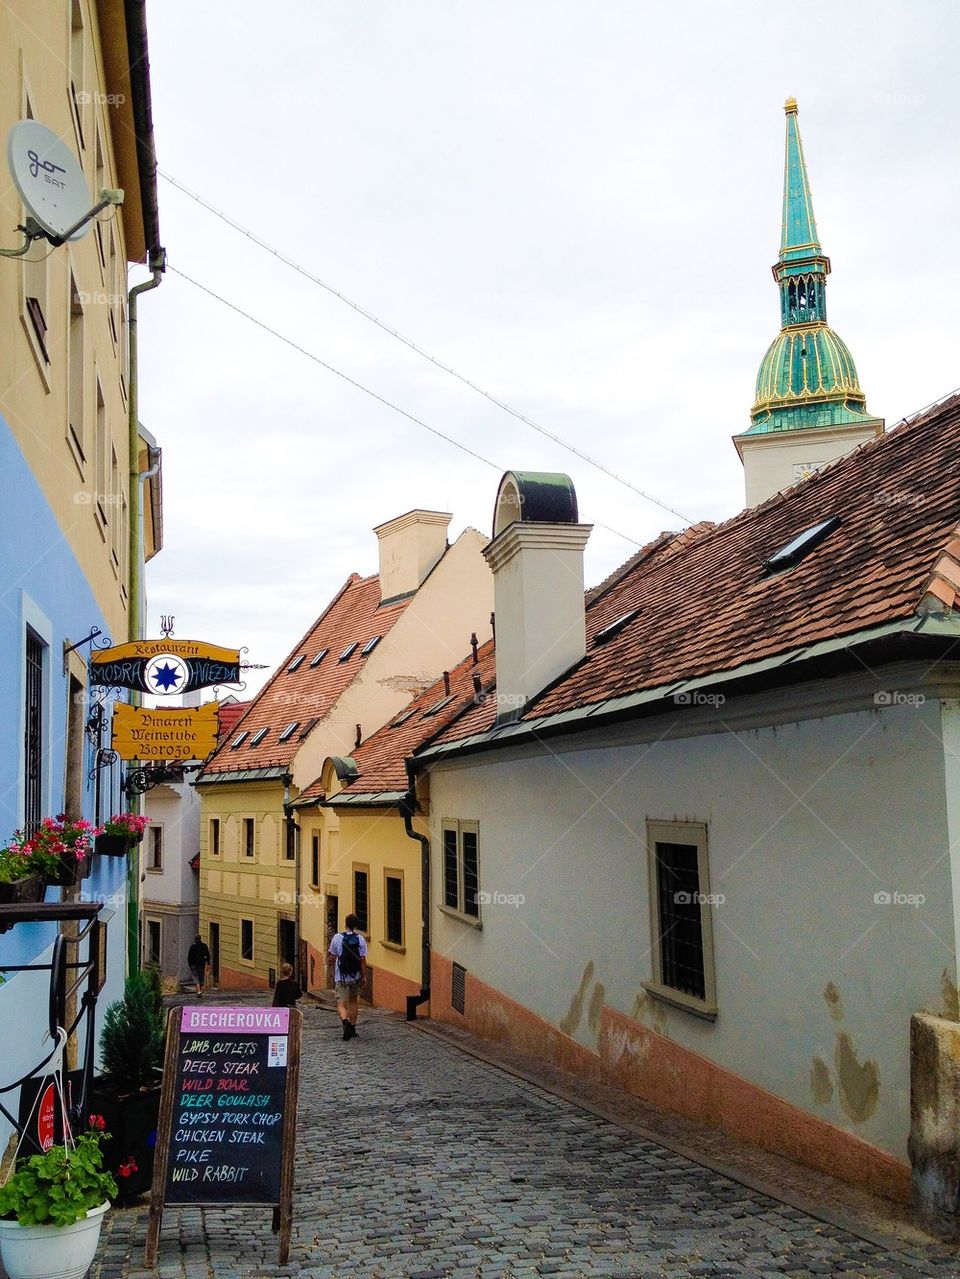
[{"x1": 784, "y1": 96, "x2": 799, "y2": 115}]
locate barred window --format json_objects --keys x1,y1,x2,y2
[{"x1": 441, "y1": 821, "x2": 480, "y2": 919}]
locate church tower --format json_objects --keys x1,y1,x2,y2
[{"x1": 734, "y1": 100, "x2": 883, "y2": 507}]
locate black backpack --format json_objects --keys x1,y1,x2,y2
[{"x1": 338, "y1": 932, "x2": 363, "y2": 981}]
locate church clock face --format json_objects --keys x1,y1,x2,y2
[{"x1": 793, "y1": 460, "x2": 825, "y2": 482}]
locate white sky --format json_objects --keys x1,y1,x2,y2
[{"x1": 139, "y1": 0, "x2": 960, "y2": 696}]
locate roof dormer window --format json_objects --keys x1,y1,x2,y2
[
  {"x1": 338, "y1": 643, "x2": 358, "y2": 662},
  {"x1": 278, "y1": 722, "x2": 300, "y2": 742},
  {"x1": 230, "y1": 731, "x2": 249, "y2": 749},
  {"x1": 310, "y1": 649, "x2": 329, "y2": 668},
  {"x1": 287, "y1": 655, "x2": 305, "y2": 673},
  {"x1": 249, "y1": 727, "x2": 269, "y2": 747},
  {"x1": 764, "y1": 517, "x2": 839, "y2": 574}
]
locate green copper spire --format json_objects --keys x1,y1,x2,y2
[
  {"x1": 745, "y1": 98, "x2": 876, "y2": 435},
  {"x1": 780, "y1": 97, "x2": 821, "y2": 261}
]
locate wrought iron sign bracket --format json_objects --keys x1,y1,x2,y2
[{"x1": 62, "y1": 626, "x2": 112, "y2": 675}]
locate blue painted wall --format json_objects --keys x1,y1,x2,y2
[{"x1": 0, "y1": 413, "x2": 129, "y2": 1149}]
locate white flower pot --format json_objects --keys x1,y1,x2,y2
[{"x1": 0, "y1": 1201, "x2": 109, "y2": 1279}]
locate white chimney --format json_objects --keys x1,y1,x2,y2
[
  {"x1": 485, "y1": 472, "x2": 591, "y2": 722},
  {"x1": 374, "y1": 509, "x2": 452, "y2": 602}
]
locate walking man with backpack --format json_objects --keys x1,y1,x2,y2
[{"x1": 327, "y1": 913, "x2": 367, "y2": 1040}]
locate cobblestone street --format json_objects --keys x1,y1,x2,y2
[{"x1": 89, "y1": 1004, "x2": 958, "y2": 1279}]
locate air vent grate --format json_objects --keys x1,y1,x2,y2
[{"x1": 452, "y1": 962, "x2": 467, "y2": 1015}]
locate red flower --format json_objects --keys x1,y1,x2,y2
[
  {"x1": 118, "y1": 1157, "x2": 138, "y2": 1177},
  {"x1": 88, "y1": 1113, "x2": 106, "y2": 1130}
]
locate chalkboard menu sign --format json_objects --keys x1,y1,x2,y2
[{"x1": 146, "y1": 1005, "x2": 302, "y2": 1267}]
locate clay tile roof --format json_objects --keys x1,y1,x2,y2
[
  {"x1": 199, "y1": 572, "x2": 412, "y2": 777},
  {"x1": 314, "y1": 641, "x2": 498, "y2": 799},
  {"x1": 424, "y1": 389, "x2": 960, "y2": 745},
  {"x1": 216, "y1": 700, "x2": 251, "y2": 741}
]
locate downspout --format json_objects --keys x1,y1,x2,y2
[
  {"x1": 401, "y1": 758, "x2": 431, "y2": 1020},
  {"x1": 282, "y1": 773, "x2": 301, "y2": 985},
  {"x1": 125, "y1": 256, "x2": 164, "y2": 976}
]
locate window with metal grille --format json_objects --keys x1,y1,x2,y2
[
  {"x1": 353, "y1": 868, "x2": 369, "y2": 932},
  {"x1": 647, "y1": 821, "x2": 716, "y2": 1016},
  {"x1": 243, "y1": 818, "x2": 255, "y2": 858},
  {"x1": 385, "y1": 875, "x2": 403, "y2": 945},
  {"x1": 441, "y1": 821, "x2": 480, "y2": 918},
  {"x1": 240, "y1": 918, "x2": 254, "y2": 962},
  {"x1": 24, "y1": 629, "x2": 44, "y2": 835},
  {"x1": 655, "y1": 841, "x2": 704, "y2": 998},
  {"x1": 443, "y1": 827, "x2": 459, "y2": 910}
]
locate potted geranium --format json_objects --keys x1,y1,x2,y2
[
  {"x1": 0, "y1": 1115, "x2": 117, "y2": 1279},
  {"x1": 13, "y1": 816, "x2": 101, "y2": 887},
  {"x1": 96, "y1": 812, "x2": 149, "y2": 858},
  {"x1": 0, "y1": 842, "x2": 46, "y2": 906},
  {"x1": 90, "y1": 967, "x2": 165, "y2": 1200}
]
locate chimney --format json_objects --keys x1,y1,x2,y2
[
  {"x1": 373, "y1": 509, "x2": 452, "y2": 603},
  {"x1": 484, "y1": 472, "x2": 591, "y2": 723}
]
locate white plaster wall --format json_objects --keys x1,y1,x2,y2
[
  {"x1": 143, "y1": 780, "x2": 200, "y2": 908},
  {"x1": 429, "y1": 698, "x2": 954, "y2": 1160},
  {"x1": 292, "y1": 529, "x2": 493, "y2": 790}
]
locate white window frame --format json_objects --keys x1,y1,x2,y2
[
  {"x1": 146, "y1": 823, "x2": 163, "y2": 872},
  {"x1": 144, "y1": 916, "x2": 162, "y2": 968},
  {"x1": 439, "y1": 819, "x2": 481, "y2": 926},
  {"x1": 643, "y1": 819, "x2": 718, "y2": 1021}
]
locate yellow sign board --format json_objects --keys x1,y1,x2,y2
[
  {"x1": 111, "y1": 703, "x2": 221, "y2": 763},
  {"x1": 92, "y1": 640, "x2": 240, "y2": 664}
]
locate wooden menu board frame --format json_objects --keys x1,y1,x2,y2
[{"x1": 145, "y1": 1004, "x2": 302, "y2": 1267}]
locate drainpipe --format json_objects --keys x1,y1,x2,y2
[
  {"x1": 125, "y1": 251, "x2": 165, "y2": 976},
  {"x1": 282, "y1": 773, "x2": 301, "y2": 985},
  {"x1": 401, "y1": 758, "x2": 430, "y2": 1020}
]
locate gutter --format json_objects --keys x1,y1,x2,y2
[
  {"x1": 413, "y1": 614, "x2": 960, "y2": 768},
  {"x1": 400, "y1": 757, "x2": 431, "y2": 1021},
  {"x1": 120, "y1": 0, "x2": 164, "y2": 978}
]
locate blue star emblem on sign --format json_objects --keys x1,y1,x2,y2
[{"x1": 144, "y1": 653, "x2": 188, "y2": 695}]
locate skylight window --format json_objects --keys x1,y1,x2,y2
[
  {"x1": 593, "y1": 607, "x2": 641, "y2": 646},
  {"x1": 230, "y1": 731, "x2": 249, "y2": 749},
  {"x1": 764, "y1": 517, "x2": 840, "y2": 573},
  {"x1": 422, "y1": 694, "x2": 456, "y2": 718},
  {"x1": 278, "y1": 722, "x2": 300, "y2": 742},
  {"x1": 287, "y1": 655, "x2": 305, "y2": 673},
  {"x1": 338, "y1": 643, "x2": 359, "y2": 662},
  {"x1": 390, "y1": 709, "x2": 417, "y2": 728},
  {"x1": 249, "y1": 728, "x2": 269, "y2": 747},
  {"x1": 361, "y1": 635, "x2": 382, "y2": 657},
  {"x1": 299, "y1": 717, "x2": 320, "y2": 739},
  {"x1": 309, "y1": 649, "x2": 329, "y2": 668}
]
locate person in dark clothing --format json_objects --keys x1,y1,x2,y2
[
  {"x1": 187, "y1": 935, "x2": 211, "y2": 996},
  {"x1": 272, "y1": 962, "x2": 302, "y2": 1008}
]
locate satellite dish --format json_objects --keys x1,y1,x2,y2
[{"x1": 7, "y1": 120, "x2": 92, "y2": 242}]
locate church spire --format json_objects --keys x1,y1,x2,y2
[
  {"x1": 732, "y1": 99, "x2": 884, "y2": 508},
  {"x1": 780, "y1": 97, "x2": 821, "y2": 260},
  {"x1": 774, "y1": 99, "x2": 829, "y2": 328}
]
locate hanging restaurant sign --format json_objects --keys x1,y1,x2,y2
[
  {"x1": 90, "y1": 640, "x2": 241, "y2": 694},
  {"x1": 111, "y1": 702, "x2": 221, "y2": 763}
]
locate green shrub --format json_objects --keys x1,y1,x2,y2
[{"x1": 99, "y1": 971, "x2": 165, "y2": 1093}]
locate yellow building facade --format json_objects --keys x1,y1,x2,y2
[{"x1": 197, "y1": 514, "x2": 494, "y2": 992}]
